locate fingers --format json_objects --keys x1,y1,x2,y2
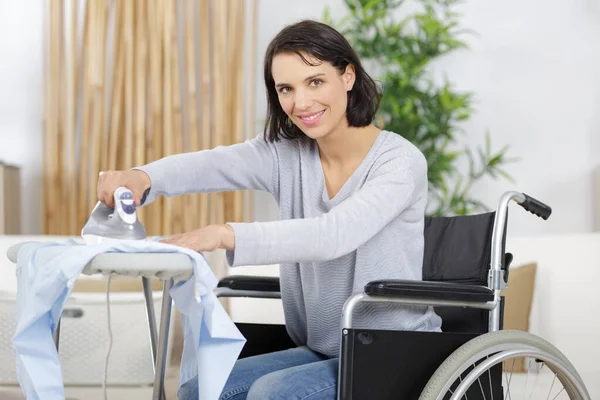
[
  {"x1": 160, "y1": 235, "x2": 186, "y2": 249},
  {"x1": 96, "y1": 171, "x2": 111, "y2": 207},
  {"x1": 133, "y1": 187, "x2": 145, "y2": 207},
  {"x1": 130, "y1": 170, "x2": 152, "y2": 206},
  {"x1": 159, "y1": 229, "x2": 219, "y2": 253},
  {"x1": 160, "y1": 235, "x2": 179, "y2": 243},
  {"x1": 96, "y1": 174, "x2": 104, "y2": 205},
  {"x1": 96, "y1": 170, "x2": 122, "y2": 208},
  {"x1": 160, "y1": 234, "x2": 194, "y2": 248},
  {"x1": 96, "y1": 170, "x2": 148, "y2": 208}
]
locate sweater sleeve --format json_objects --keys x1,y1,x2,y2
[
  {"x1": 226, "y1": 153, "x2": 425, "y2": 266},
  {"x1": 132, "y1": 134, "x2": 279, "y2": 205}
]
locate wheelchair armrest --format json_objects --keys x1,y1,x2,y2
[
  {"x1": 364, "y1": 279, "x2": 494, "y2": 303},
  {"x1": 218, "y1": 275, "x2": 281, "y2": 292}
]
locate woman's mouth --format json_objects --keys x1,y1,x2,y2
[{"x1": 297, "y1": 110, "x2": 325, "y2": 126}]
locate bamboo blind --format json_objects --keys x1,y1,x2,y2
[{"x1": 42, "y1": 0, "x2": 258, "y2": 237}]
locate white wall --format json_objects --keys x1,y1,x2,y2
[
  {"x1": 1, "y1": 0, "x2": 599, "y2": 237},
  {"x1": 0, "y1": 1, "x2": 44, "y2": 235},
  {"x1": 252, "y1": 0, "x2": 600, "y2": 237},
  {"x1": 432, "y1": 0, "x2": 600, "y2": 236}
]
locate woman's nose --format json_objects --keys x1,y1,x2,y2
[{"x1": 294, "y1": 89, "x2": 313, "y2": 110}]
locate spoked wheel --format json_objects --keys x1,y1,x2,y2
[{"x1": 419, "y1": 330, "x2": 590, "y2": 400}]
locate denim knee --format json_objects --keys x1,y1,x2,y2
[
  {"x1": 178, "y1": 376, "x2": 250, "y2": 400},
  {"x1": 219, "y1": 385, "x2": 251, "y2": 400},
  {"x1": 246, "y1": 373, "x2": 283, "y2": 400},
  {"x1": 247, "y1": 374, "x2": 336, "y2": 400},
  {"x1": 245, "y1": 359, "x2": 337, "y2": 400}
]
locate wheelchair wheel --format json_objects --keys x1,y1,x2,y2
[{"x1": 419, "y1": 330, "x2": 590, "y2": 400}]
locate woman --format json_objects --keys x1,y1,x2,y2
[{"x1": 97, "y1": 19, "x2": 442, "y2": 400}]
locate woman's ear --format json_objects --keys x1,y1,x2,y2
[{"x1": 344, "y1": 64, "x2": 356, "y2": 91}]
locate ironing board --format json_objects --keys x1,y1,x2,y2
[{"x1": 7, "y1": 242, "x2": 193, "y2": 400}]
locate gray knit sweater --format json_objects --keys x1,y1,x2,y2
[{"x1": 136, "y1": 130, "x2": 442, "y2": 357}]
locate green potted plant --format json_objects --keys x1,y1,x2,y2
[{"x1": 324, "y1": 0, "x2": 517, "y2": 216}]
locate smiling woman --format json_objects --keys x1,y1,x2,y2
[
  {"x1": 96, "y1": 19, "x2": 441, "y2": 400},
  {"x1": 273, "y1": 56, "x2": 349, "y2": 136},
  {"x1": 263, "y1": 20, "x2": 381, "y2": 144}
]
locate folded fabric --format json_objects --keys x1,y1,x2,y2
[{"x1": 12, "y1": 239, "x2": 246, "y2": 400}]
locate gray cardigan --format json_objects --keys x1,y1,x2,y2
[{"x1": 136, "y1": 130, "x2": 442, "y2": 357}]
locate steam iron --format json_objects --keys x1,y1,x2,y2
[{"x1": 81, "y1": 187, "x2": 147, "y2": 245}]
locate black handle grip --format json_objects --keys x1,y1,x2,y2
[
  {"x1": 62, "y1": 308, "x2": 84, "y2": 318},
  {"x1": 519, "y1": 193, "x2": 552, "y2": 220},
  {"x1": 218, "y1": 275, "x2": 281, "y2": 292},
  {"x1": 140, "y1": 188, "x2": 151, "y2": 205}
]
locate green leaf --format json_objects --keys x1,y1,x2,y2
[{"x1": 323, "y1": 6, "x2": 332, "y2": 25}]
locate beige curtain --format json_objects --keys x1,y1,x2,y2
[{"x1": 42, "y1": 0, "x2": 258, "y2": 241}]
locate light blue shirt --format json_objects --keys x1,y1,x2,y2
[{"x1": 12, "y1": 239, "x2": 246, "y2": 400}]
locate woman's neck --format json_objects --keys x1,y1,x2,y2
[{"x1": 317, "y1": 123, "x2": 382, "y2": 167}]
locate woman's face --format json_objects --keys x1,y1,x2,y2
[{"x1": 271, "y1": 52, "x2": 355, "y2": 140}]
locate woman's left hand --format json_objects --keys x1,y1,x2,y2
[{"x1": 160, "y1": 224, "x2": 235, "y2": 252}]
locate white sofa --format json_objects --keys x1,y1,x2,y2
[
  {"x1": 1, "y1": 233, "x2": 598, "y2": 397},
  {"x1": 503, "y1": 233, "x2": 600, "y2": 398}
]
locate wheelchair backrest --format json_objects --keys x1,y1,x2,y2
[{"x1": 422, "y1": 211, "x2": 509, "y2": 333}]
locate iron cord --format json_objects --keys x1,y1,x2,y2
[{"x1": 103, "y1": 275, "x2": 113, "y2": 400}]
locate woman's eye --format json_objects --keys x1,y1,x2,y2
[
  {"x1": 310, "y1": 79, "x2": 323, "y2": 86},
  {"x1": 279, "y1": 87, "x2": 291, "y2": 94}
]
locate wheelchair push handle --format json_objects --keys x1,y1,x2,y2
[{"x1": 517, "y1": 193, "x2": 552, "y2": 220}]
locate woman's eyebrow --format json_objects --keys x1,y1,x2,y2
[{"x1": 275, "y1": 73, "x2": 326, "y2": 89}]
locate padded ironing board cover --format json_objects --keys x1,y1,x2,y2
[{"x1": 11, "y1": 238, "x2": 246, "y2": 400}]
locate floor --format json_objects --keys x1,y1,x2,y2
[
  {"x1": 0, "y1": 309, "x2": 187, "y2": 400},
  {"x1": 0, "y1": 367, "x2": 574, "y2": 399},
  {"x1": 0, "y1": 370, "x2": 181, "y2": 400}
]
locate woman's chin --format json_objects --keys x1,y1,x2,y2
[{"x1": 298, "y1": 125, "x2": 331, "y2": 141}]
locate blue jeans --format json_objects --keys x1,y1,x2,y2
[{"x1": 177, "y1": 346, "x2": 338, "y2": 400}]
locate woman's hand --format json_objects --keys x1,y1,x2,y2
[
  {"x1": 160, "y1": 224, "x2": 235, "y2": 252},
  {"x1": 97, "y1": 169, "x2": 152, "y2": 207}
]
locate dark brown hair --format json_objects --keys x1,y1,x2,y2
[{"x1": 263, "y1": 20, "x2": 381, "y2": 142}]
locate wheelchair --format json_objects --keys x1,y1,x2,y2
[{"x1": 215, "y1": 191, "x2": 591, "y2": 400}]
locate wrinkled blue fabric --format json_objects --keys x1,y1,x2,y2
[{"x1": 12, "y1": 239, "x2": 246, "y2": 400}]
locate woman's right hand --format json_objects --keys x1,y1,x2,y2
[{"x1": 97, "y1": 169, "x2": 152, "y2": 208}]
